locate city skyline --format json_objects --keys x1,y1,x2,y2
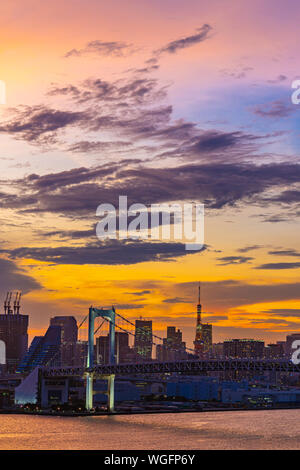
[
  {"x1": 0, "y1": 0, "x2": 299, "y2": 349},
  {"x1": 1, "y1": 288, "x2": 297, "y2": 364}
]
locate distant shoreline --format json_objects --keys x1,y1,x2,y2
[{"x1": 1, "y1": 405, "x2": 300, "y2": 417}]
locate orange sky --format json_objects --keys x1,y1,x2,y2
[{"x1": 0, "y1": 0, "x2": 300, "y2": 348}]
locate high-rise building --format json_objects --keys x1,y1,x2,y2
[
  {"x1": 202, "y1": 323, "x2": 213, "y2": 353},
  {"x1": 96, "y1": 332, "x2": 130, "y2": 364},
  {"x1": 223, "y1": 339, "x2": 265, "y2": 359},
  {"x1": 156, "y1": 326, "x2": 187, "y2": 361},
  {"x1": 96, "y1": 335, "x2": 110, "y2": 364},
  {"x1": 0, "y1": 292, "x2": 28, "y2": 372},
  {"x1": 134, "y1": 319, "x2": 152, "y2": 360},
  {"x1": 50, "y1": 316, "x2": 78, "y2": 343},
  {"x1": 194, "y1": 283, "x2": 212, "y2": 356},
  {"x1": 49, "y1": 316, "x2": 79, "y2": 366}
]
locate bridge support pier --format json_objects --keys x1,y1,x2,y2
[
  {"x1": 86, "y1": 372, "x2": 94, "y2": 411},
  {"x1": 107, "y1": 374, "x2": 115, "y2": 413}
]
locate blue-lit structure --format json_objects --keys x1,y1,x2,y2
[
  {"x1": 86, "y1": 306, "x2": 116, "y2": 411},
  {"x1": 17, "y1": 325, "x2": 61, "y2": 373}
]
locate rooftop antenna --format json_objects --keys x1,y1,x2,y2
[
  {"x1": 197, "y1": 282, "x2": 202, "y2": 323},
  {"x1": 4, "y1": 292, "x2": 9, "y2": 314},
  {"x1": 13, "y1": 292, "x2": 17, "y2": 314},
  {"x1": 14, "y1": 292, "x2": 21, "y2": 315},
  {"x1": 7, "y1": 292, "x2": 13, "y2": 315}
]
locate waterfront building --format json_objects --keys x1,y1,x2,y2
[{"x1": 0, "y1": 292, "x2": 28, "y2": 372}]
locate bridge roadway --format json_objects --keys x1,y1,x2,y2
[{"x1": 42, "y1": 359, "x2": 300, "y2": 377}]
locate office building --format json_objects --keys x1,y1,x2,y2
[
  {"x1": 223, "y1": 339, "x2": 265, "y2": 359},
  {"x1": 96, "y1": 332, "x2": 130, "y2": 364},
  {"x1": 156, "y1": 326, "x2": 187, "y2": 361},
  {"x1": 50, "y1": 316, "x2": 78, "y2": 343},
  {"x1": 134, "y1": 319, "x2": 152, "y2": 360},
  {"x1": 202, "y1": 323, "x2": 213, "y2": 353},
  {"x1": 0, "y1": 292, "x2": 28, "y2": 372}
]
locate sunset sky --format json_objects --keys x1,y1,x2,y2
[{"x1": 0, "y1": 0, "x2": 300, "y2": 348}]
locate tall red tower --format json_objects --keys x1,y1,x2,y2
[{"x1": 194, "y1": 283, "x2": 204, "y2": 356}]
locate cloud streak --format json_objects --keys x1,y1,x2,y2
[
  {"x1": 65, "y1": 40, "x2": 134, "y2": 58},
  {"x1": 155, "y1": 24, "x2": 212, "y2": 55}
]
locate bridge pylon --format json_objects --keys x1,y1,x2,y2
[{"x1": 85, "y1": 306, "x2": 116, "y2": 412}]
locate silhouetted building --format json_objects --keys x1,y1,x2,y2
[
  {"x1": 74, "y1": 341, "x2": 88, "y2": 367},
  {"x1": 0, "y1": 292, "x2": 28, "y2": 372},
  {"x1": 96, "y1": 332, "x2": 130, "y2": 364},
  {"x1": 156, "y1": 326, "x2": 187, "y2": 361},
  {"x1": 265, "y1": 343, "x2": 285, "y2": 359},
  {"x1": 61, "y1": 340, "x2": 88, "y2": 367},
  {"x1": 202, "y1": 324, "x2": 213, "y2": 353},
  {"x1": 223, "y1": 339, "x2": 264, "y2": 359},
  {"x1": 96, "y1": 335, "x2": 110, "y2": 364},
  {"x1": 286, "y1": 334, "x2": 300, "y2": 359},
  {"x1": 134, "y1": 319, "x2": 152, "y2": 360},
  {"x1": 50, "y1": 316, "x2": 78, "y2": 343},
  {"x1": 17, "y1": 325, "x2": 61, "y2": 373},
  {"x1": 212, "y1": 342, "x2": 224, "y2": 357}
]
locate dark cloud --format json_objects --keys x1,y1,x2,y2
[
  {"x1": 192, "y1": 131, "x2": 243, "y2": 152},
  {"x1": 0, "y1": 258, "x2": 41, "y2": 296},
  {"x1": 268, "y1": 249, "x2": 300, "y2": 257},
  {"x1": 155, "y1": 24, "x2": 212, "y2": 55},
  {"x1": 125, "y1": 290, "x2": 151, "y2": 296},
  {"x1": 251, "y1": 100, "x2": 295, "y2": 118},
  {"x1": 64, "y1": 40, "x2": 134, "y2": 58},
  {"x1": 163, "y1": 297, "x2": 192, "y2": 304},
  {"x1": 44, "y1": 228, "x2": 96, "y2": 240},
  {"x1": 0, "y1": 106, "x2": 88, "y2": 144},
  {"x1": 114, "y1": 303, "x2": 145, "y2": 310},
  {"x1": 217, "y1": 256, "x2": 253, "y2": 266},
  {"x1": 267, "y1": 190, "x2": 300, "y2": 204},
  {"x1": 267, "y1": 75, "x2": 287, "y2": 84},
  {"x1": 4, "y1": 161, "x2": 299, "y2": 216},
  {"x1": 238, "y1": 245, "x2": 263, "y2": 253},
  {"x1": 263, "y1": 309, "x2": 300, "y2": 317},
  {"x1": 67, "y1": 140, "x2": 131, "y2": 153},
  {"x1": 202, "y1": 315, "x2": 228, "y2": 323},
  {"x1": 1, "y1": 241, "x2": 204, "y2": 266},
  {"x1": 2, "y1": 77, "x2": 170, "y2": 145},
  {"x1": 256, "y1": 262, "x2": 300, "y2": 270},
  {"x1": 49, "y1": 76, "x2": 168, "y2": 107},
  {"x1": 257, "y1": 213, "x2": 295, "y2": 223}
]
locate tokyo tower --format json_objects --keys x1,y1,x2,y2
[{"x1": 194, "y1": 282, "x2": 204, "y2": 356}]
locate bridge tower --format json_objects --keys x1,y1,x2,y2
[{"x1": 86, "y1": 306, "x2": 116, "y2": 412}]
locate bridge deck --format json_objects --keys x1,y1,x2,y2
[{"x1": 42, "y1": 359, "x2": 300, "y2": 377}]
